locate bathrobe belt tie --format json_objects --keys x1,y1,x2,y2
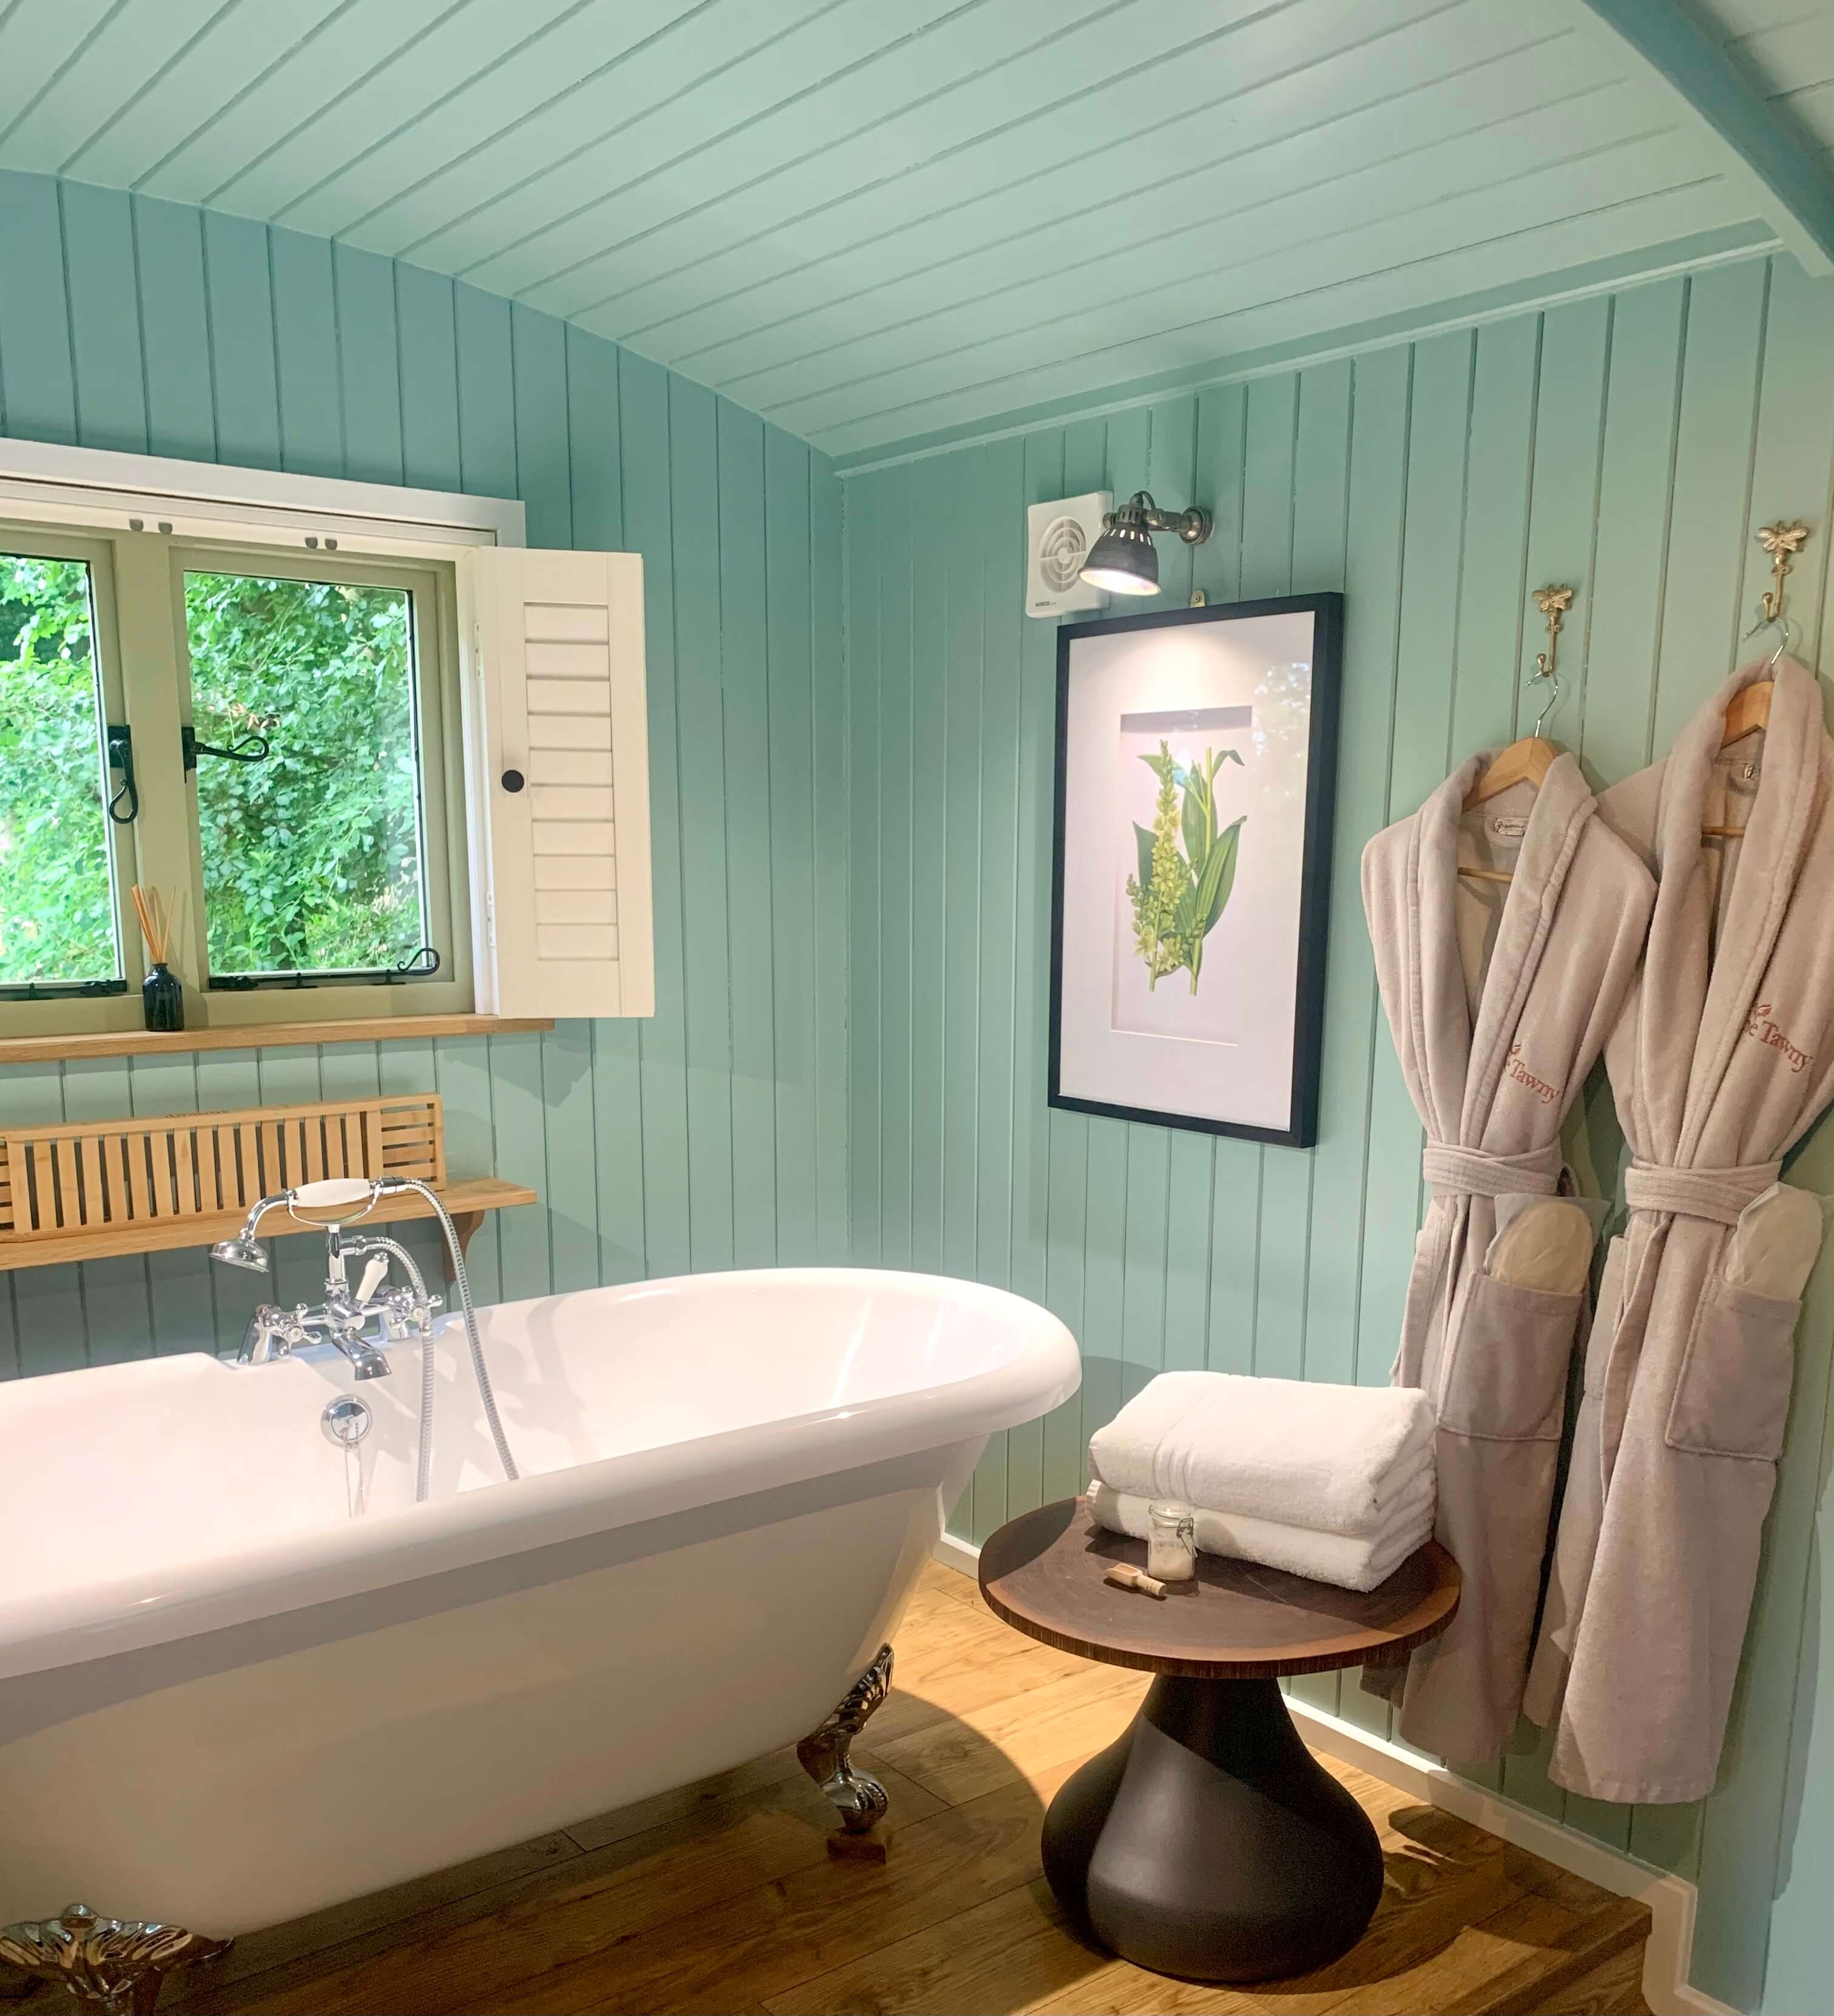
[
  {"x1": 1622, "y1": 1160, "x2": 1781, "y2": 1227},
  {"x1": 1421, "y1": 1141, "x2": 1564, "y2": 1201}
]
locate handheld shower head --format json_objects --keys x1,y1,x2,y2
[{"x1": 210, "y1": 1232, "x2": 271, "y2": 1272}]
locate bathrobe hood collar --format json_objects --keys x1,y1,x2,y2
[
  {"x1": 1638, "y1": 654, "x2": 1826, "y2": 1165},
  {"x1": 1409, "y1": 747, "x2": 1599, "y2": 1149}
]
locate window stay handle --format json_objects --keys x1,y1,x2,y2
[
  {"x1": 182, "y1": 725, "x2": 271, "y2": 773},
  {"x1": 106, "y1": 724, "x2": 139, "y2": 824}
]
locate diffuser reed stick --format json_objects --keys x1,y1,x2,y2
[
  {"x1": 130, "y1": 886, "x2": 184, "y2": 1031},
  {"x1": 129, "y1": 884, "x2": 169, "y2": 965}
]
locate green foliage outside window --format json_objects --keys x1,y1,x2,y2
[
  {"x1": 0, "y1": 555, "x2": 118, "y2": 986},
  {"x1": 0, "y1": 555, "x2": 428, "y2": 989},
  {"x1": 184, "y1": 572, "x2": 427, "y2": 976}
]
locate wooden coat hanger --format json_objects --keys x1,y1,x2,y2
[
  {"x1": 1460, "y1": 586, "x2": 1573, "y2": 882},
  {"x1": 1704, "y1": 522, "x2": 1809, "y2": 840}
]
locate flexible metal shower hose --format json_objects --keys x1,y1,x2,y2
[{"x1": 391, "y1": 1179, "x2": 521, "y2": 1494}]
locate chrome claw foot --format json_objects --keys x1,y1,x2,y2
[
  {"x1": 0, "y1": 1904, "x2": 231, "y2": 2015},
  {"x1": 798, "y1": 1643, "x2": 894, "y2": 1858}
]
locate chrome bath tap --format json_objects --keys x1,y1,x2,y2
[{"x1": 213, "y1": 1183, "x2": 441, "y2": 1380}]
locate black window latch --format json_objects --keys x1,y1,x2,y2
[
  {"x1": 182, "y1": 725, "x2": 271, "y2": 773},
  {"x1": 106, "y1": 724, "x2": 138, "y2": 823}
]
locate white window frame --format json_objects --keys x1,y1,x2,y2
[{"x1": 0, "y1": 439, "x2": 525, "y2": 1037}]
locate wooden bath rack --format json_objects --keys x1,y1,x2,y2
[{"x1": 0, "y1": 1091, "x2": 535, "y2": 1275}]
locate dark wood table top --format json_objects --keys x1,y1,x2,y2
[{"x1": 977, "y1": 1499, "x2": 1461, "y2": 1680}]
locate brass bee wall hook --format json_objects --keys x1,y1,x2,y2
[
  {"x1": 1529, "y1": 585, "x2": 1574, "y2": 736},
  {"x1": 1757, "y1": 520, "x2": 1810, "y2": 625},
  {"x1": 1750, "y1": 521, "x2": 1812, "y2": 668}
]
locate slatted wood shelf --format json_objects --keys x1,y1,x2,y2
[
  {"x1": 0, "y1": 1014, "x2": 554, "y2": 1067},
  {"x1": 0, "y1": 1176, "x2": 536, "y2": 1273},
  {"x1": 0, "y1": 1089, "x2": 535, "y2": 1275}
]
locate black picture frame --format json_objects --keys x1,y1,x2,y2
[{"x1": 1047, "y1": 591, "x2": 1343, "y2": 1149}]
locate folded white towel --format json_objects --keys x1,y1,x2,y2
[
  {"x1": 1087, "y1": 1478, "x2": 1435, "y2": 1594},
  {"x1": 1088, "y1": 1370, "x2": 1435, "y2": 1539}
]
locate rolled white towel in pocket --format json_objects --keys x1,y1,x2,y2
[
  {"x1": 1088, "y1": 1369, "x2": 1435, "y2": 1538},
  {"x1": 1087, "y1": 1476, "x2": 1435, "y2": 1594}
]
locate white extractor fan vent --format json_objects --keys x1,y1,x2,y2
[{"x1": 1026, "y1": 491, "x2": 1111, "y2": 617}]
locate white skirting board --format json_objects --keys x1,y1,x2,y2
[{"x1": 930, "y1": 1536, "x2": 1737, "y2": 2016}]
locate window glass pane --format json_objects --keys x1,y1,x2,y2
[
  {"x1": 184, "y1": 571, "x2": 430, "y2": 977},
  {"x1": 0, "y1": 551, "x2": 120, "y2": 986}
]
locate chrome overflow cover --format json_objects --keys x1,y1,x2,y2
[{"x1": 321, "y1": 1396, "x2": 373, "y2": 1448}]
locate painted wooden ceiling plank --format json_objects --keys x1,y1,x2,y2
[
  {"x1": 496, "y1": 0, "x2": 1129, "y2": 312},
  {"x1": 0, "y1": 0, "x2": 117, "y2": 138},
  {"x1": 574, "y1": 0, "x2": 1513, "y2": 346},
  {"x1": 505, "y1": 0, "x2": 1271, "y2": 316},
  {"x1": 618, "y1": 0, "x2": 1546, "y2": 359},
  {"x1": 816, "y1": 189, "x2": 1762, "y2": 460},
  {"x1": 0, "y1": 0, "x2": 230, "y2": 169},
  {"x1": 59, "y1": 0, "x2": 349, "y2": 189},
  {"x1": 538, "y1": 0, "x2": 1482, "y2": 328},
  {"x1": 827, "y1": 217, "x2": 1772, "y2": 470},
  {"x1": 424, "y1": 0, "x2": 981, "y2": 290},
  {"x1": 557, "y1": 0, "x2": 1316, "y2": 328},
  {"x1": 133, "y1": 0, "x2": 462, "y2": 203},
  {"x1": 1709, "y1": 0, "x2": 1821, "y2": 35},
  {"x1": 782, "y1": 131, "x2": 1721, "y2": 441},
  {"x1": 1725, "y1": 11, "x2": 1834, "y2": 97},
  {"x1": 276, "y1": 0, "x2": 704, "y2": 240},
  {"x1": 731, "y1": 81, "x2": 1664, "y2": 416},
  {"x1": 343, "y1": 0, "x2": 856, "y2": 262},
  {"x1": 678, "y1": 27, "x2": 1593, "y2": 396},
  {"x1": 797, "y1": 160, "x2": 1739, "y2": 452},
  {"x1": 1569, "y1": 0, "x2": 1834, "y2": 271},
  {"x1": 215, "y1": 0, "x2": 592, "y2": 218},
  {"x1": 1789, "y1": 77, "x2": 1834, "y2": 152}
]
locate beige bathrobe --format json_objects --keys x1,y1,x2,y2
[
  {"x1": 1526, "y1": 657, "x2": 1834, "y2": 1805},
  {"x1": 1362, "y1": 751, "x2": 1654, "y2": 1765}
]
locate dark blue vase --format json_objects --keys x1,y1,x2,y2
[{"x1": 141, "y1": 963, "x2": 184, "y2": 1032}]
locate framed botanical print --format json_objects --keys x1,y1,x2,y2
[{"x1": 1048, "y1": 592, "x2": 1343, "y2": 1147}]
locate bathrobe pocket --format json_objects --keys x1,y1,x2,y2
[
  {"x1": 1441, "y1": 1275, "x2": 1583, "y2": 1444},
  {"x1": 1665, "y1": 1280, "x2": 1800, "y2": 1461}
]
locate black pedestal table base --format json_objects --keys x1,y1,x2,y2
[{"x1": 1041, "y1": 1674, "x2": 1385, "y2": 1983}]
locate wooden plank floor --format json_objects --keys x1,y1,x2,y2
[{"x1": 164, "y1": 1563, "x2": 1651, "y2": 2016}]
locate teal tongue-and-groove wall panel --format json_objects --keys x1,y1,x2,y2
[
  {"x1": 839, "y1": 253, "x2": 1834, "y2": 2015},
  {"x1": 0, "y1": 166, "x2": 850, "y2": 1369}
]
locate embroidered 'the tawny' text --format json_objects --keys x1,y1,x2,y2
[
  {"x1": 1506, "y1": 1042, "x2": 1558, "y2": 1106},
  {"x1": 1745, "y1": 1003, "x2": 1812, "y2": 1074}
]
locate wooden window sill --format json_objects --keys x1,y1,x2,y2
[{"x1": 0, "y1": 1014, "x2": 555, "y2": 1067}]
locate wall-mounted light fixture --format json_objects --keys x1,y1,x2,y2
[{"x1": 1080, "y1": 491, "x2": 1212, "y2": 596}]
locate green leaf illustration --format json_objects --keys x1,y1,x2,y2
[
  {"x1": 1132, "y1": 821, "x2": 1156, "y2": 895},
  {"x1": 1197, "y1": 815, "x2": 1245, "y2": 933},
  {"x1": 1180, "y1": 773, "x2": 1210, "y2": 874}
]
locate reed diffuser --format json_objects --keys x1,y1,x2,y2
[{"x1": 130, "y1": 886, "x2": 184, "y2": 1032}]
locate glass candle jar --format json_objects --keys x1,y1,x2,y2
[{"x1": 1146, "y1": 1501, "x2": 1197, "y2": 1583}]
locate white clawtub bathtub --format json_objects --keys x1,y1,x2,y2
[{"x1": 0, "y1": 1268, "x2": 1078, "y2": 1939}]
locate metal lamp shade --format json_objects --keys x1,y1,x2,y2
[{"x1": 1080, "y1": 521, "x2": 1159, "y2": 596}]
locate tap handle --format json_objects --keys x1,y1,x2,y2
[
  {"x1": 289, "y1": 1177, "x2": 379, "y2": 1227},
  {"x1": 355, "y1": 1254, "x2": 391, "y2": 1305}
]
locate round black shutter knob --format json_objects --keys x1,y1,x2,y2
[{"x1": 501, "y1": 769, "x2": 526, "y2": 793}]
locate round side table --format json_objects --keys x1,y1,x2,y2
[{"x1": 978, "y1": 1498, "x2": 1461, "y2": 1986}]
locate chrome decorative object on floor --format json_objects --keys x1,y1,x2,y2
[
  {"x1": 797, "y1": 1643, "x2": 895, "y2": 1860},
  {"x1": 0, "y1": 1902, "x2": 231, "y2": 2014}
]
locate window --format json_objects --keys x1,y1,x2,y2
[
  {"x1": 0, "y1": 520, "x2": 469, "y2": 1035},
  {"x1": 0, "y1": 535, "x2": 126, "y2": 996}
]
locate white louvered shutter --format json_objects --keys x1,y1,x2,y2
[{"x1": 459, "y1": 549, "x2": 653, "y2": 1017}]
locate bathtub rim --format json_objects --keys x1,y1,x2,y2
[{"x1": 0, "y1": 1267, "x2": 1078, "y2": 1683}]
